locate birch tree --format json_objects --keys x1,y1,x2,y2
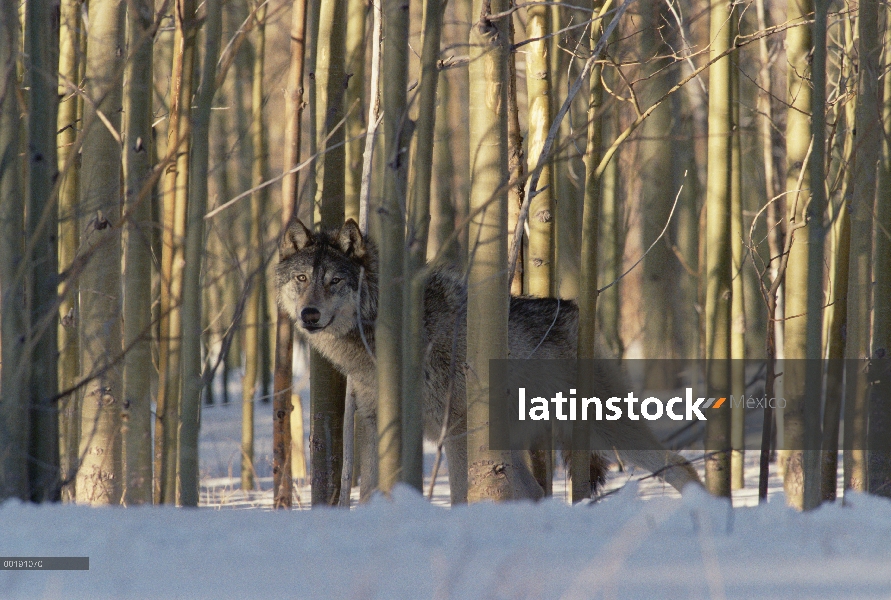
[
  {"x1": 155, "y1": 0, "x2": 198, "y2": 503},
  {"x1": 403, "y1": 0, "x2": 444, "y2": 491},
  {"x1": 574, "y1": 0, "x2": 610, "y2": 503},
  {"x1": 466, "y1": 0, "x2": 521, "y2": 502},
  {"x1": 242, "y1": 0, "x2": 269, "y2": 492},
  {"x1": 0, "y1": 0, "x2": 28, "y2": 502},
  {"x1": 524, "y1": 0, "x2": 554, "y2": 299},
  {"x1": 180, "y1": 0, "x2": 222, "y2": 507},
  {"x1": 310, "y1": 0, "x2": 348, "y2": 504},
  {"x1": 703, "y1": 0, "x2": 733, "y2": 498},
  {"x1": 639, "y1": 0, "x2": 677, "y2": 371},
  {"x1": 375, "y1": 0, "x2": 410, "y2": 496},
  {"x1": 57, "y1": 0, "x2": 82, "y2": 502},
  {"x1": 122, "y1": 0, "x2": 158, "y2": 505},
  {"x1": 845, "y1": 0, "x2": 880, "y2": 493},
  {"x1": 273, "y1": 0, "x2": 310, "y2": 509},
  {"x1": 77, "y1": 0, "x2": 126, "y2": 505},
  {"x1": 867, "y1": 6, "x2": 891, "y2": 498},
  {"x1": 25, "y1": 0, "x2": 62, "y2": 503}
]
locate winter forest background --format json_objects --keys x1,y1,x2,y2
[{"x1": 1, "y1": 0, "x2": 891, "y2": 591}]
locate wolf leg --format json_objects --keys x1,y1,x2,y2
[{"x1": 619, "y1": 449, "x2": 701, "y2": 492}]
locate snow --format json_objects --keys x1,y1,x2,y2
[
  {"x1": 3, "y1": 485, "x2": 891, "y2": 599},
  {"x1": 3, "y1": 381, "x2": 891, "y2": 599}
]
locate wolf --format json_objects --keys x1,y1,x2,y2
[{"x1": 275, "y1": 218, "x2": 701, "y2": 504}]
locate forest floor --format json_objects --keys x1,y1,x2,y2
[{"x1": 2, "y1": 373, "x2": 890, "y2": 599}]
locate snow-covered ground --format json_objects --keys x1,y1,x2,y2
[
  {"x1": 4, "y1": 483, "x2": 891, "y2": 599},
  {"x1": 2, "y1": 375, "x2": 890, "y2": 599}
]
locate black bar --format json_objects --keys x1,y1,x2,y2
[{"x1": 1, "y1": 558, "x2": 89, "y2": 570}]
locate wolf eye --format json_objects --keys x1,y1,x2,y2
[
  {"x1": 296, "y1": 274, "x2": 307, "y2": 282},
  {"x1": 330, "y1": 277, "x2": 342, "y2": 285}
]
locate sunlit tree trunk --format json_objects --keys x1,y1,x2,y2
[
  {"x1": 755, "y1": 0, "x2": 784, "y2": 502},
  {"x1": 429, "y1": 63, "x2": 458, "y2": 263},
  {"x1": 345, "y1": 0, "x2": 367, "y2": 221},
  {"x1": 402, "y1": 0, "x2": 444, "y2": 492},
  {"x1": 454, "y1": 0, "x2": 473, "y2": 263},
  {"x1": 155, "y1": 0, "x2": 198, "y2": 503},
  {"x1": 552, "y1": 0, "x2": 583, "y2": 301},
  {"x1": 273, "y1": 0, "x2": 309, "y2": 509},
  {"x1": 466, "y1": 0, "x2": 519, "y2": 502},
  {"x1": 310, "y1": 0, "x2": 348, "y2": 505},
  {"x1": 845, "y1": 0, "x2": 880, "y2": 494},
  {"x1": 729, "y1": 21, "x2": 745, "y2": 491},
  {"x1": 57, "y1": 0, "x2": 82, "y2": 503},
  {"x1": 524, "y1": 0, "x2": 555, "y2": 496},
  {"x1": 77, "y1": 0, "x2": 126, "y2": 505},
  {"x1": 375, "y1": 0, "x2": 410, "y2": 496},
  {"x1": 242, "y1": 0, "x2": 269, "y2": 493},
  {"x1": 574, "y1": 0, "x2": 609, "y2": 503},
  {"x1": 597, "y1": 96, "x2": 622, "y2": 359},
  {"x1": 180, "y1": 0, "x2": 222, "y2": 507},
  {"x1": 780, "y1": 0, "x2": 816, "y2": 511},
  {"x1": 506, "y1": 14, "x2": 524, "y2": 296},
  {"x1": 639, "y1": 0, "x2": 677, "y2": 371},
  {"x1": 122, "y1": 0, "x2": 158, "y2": 505},
  {"x1": 25, "y1": 0, "x2": 62, "y2": 503},
  {"x1": 0, "y1": 0, "x2": 28, "y2": 502},
  {"x1": 820, "y1": 184, "x2": 851, "y2": 501},
  {"x1": 868, "y1": 6, "x2": 891, "y2": 498},
  {"x1": 800, "y1": 0, "x2": 828, "y2": 511},
  {"x1": 703, "y1": 0, "x2": 733, "y2": 498},
  {"x1": 524, "y1": 0, "x2": 554, "y2": 299},
  {"x1": 821, "y1": 19, "x2": 855, "y2": 502}
]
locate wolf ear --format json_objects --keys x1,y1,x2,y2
[
  {"x1": 281, "y1": 219, "x2": 314, "y2": 260},
  {"x1": 337, "y1": 219, "x2": 366, "y2": 259}
]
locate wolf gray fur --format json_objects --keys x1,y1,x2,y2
[{"x1": 275, "y1": 218, "x2": 701, "y2": 504}]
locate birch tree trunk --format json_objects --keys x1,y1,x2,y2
[
  {"x1": 25, "y1": 0, "x2": 61, "y2": 503},
  {"x1": 639, "y1": 0, "x2": 677, "y2": 370},
  {"x1": 524, "y1": 0, "x2": 555, "y2": 496},
  {"x1": 780, "y1": 0, "x2": 815, "y2": 511},
  {"x1": 574, "y1": 0, "x2": 609, "y2": 503},
  {"x1": 180, "y1": 0, "x2": 222, "y2": 507},
  {"x1": 122, "y1": 0, "x2": 158, "y2": 505},
  {"x1": 524, "y1": 0, "x2": 554, "y2": 299},
  {"x1": 273, "y1": 0, "x2": 309, "y2": 509},
  {"x1": 0, "y1": 0, "x2": 28, "y2": 502},
  {"x1": 867, "y1": 6, "x2": 891, "y2": 498},
  {"x1": 375, "y1": 0, "x2": 410, "y2": 496},
  {"x1": 466, "y1": 0, "x2": 521, "y2": 503},
  {"x1": 310, "y1": 0, "x2": 348, "y2": 504},
  {"x1": 345, "y1": 0, "x2": 367, "y2": 222},
  {"x1": 242, "y1": 0, "x2": 269, "y2": 493},
  {"x1": 729, "y1": 25, "x2": 745, "y2": 491},
  {"x1": 800, "y1": 0, "x2": 828, "y2": 510},
  {"x1": 703, "y1": 0, "x2": 733, "y2": 498},
  {"x1": 845, "y1": 0, "x2": 880, "y2": 494},
  {"x1": 77, "y1": 0, "x2": 126, "y2": 505},
  {"x1": 57, "y1": 0, "x2": 82, "y2": 502},
  {"x1": 506, "y1": 14, "x2": 524, "y2": 296},
  {"x1": 403, "y1": 0, "x2": 444, "y2": 492},
  {"x1": 156, "y1": 0, "x2": 198, "y2": 503}
]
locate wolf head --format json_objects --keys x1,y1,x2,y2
[{"x1": 275, "y1": 218, "x2": 378, "y2": 339}]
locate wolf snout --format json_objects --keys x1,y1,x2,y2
[{"x1": 301, "y1": 307, "x2": 322, "y2": 326}]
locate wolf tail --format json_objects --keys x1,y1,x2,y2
[{"x1": 616, "y1": 448, "x2": 702, "y2": 492}]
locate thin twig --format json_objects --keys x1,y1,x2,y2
[
  {"x1": 598, "y1": 176, "x2": 685, "y2": 294},
  {"x1": 507, "y1": 0, "x2": 629, "y2": 286},
  {"x1": 358, "y1": 0, "x2": 383, "y2": 234}
]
